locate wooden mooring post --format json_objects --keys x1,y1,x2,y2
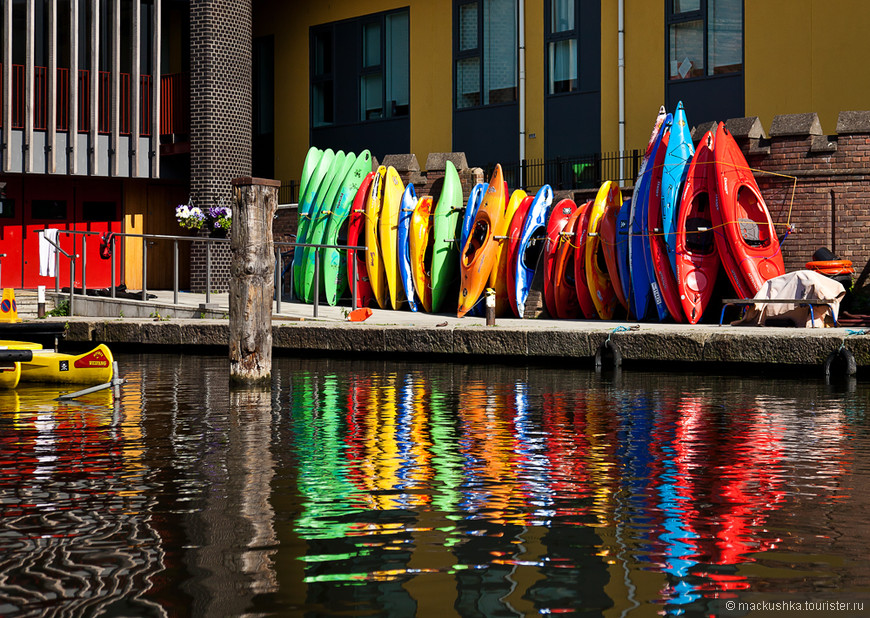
[{"x1": 229, "y1": 177, "x2": 280, "y2": 385}]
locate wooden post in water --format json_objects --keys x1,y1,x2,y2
[{"x1": 229, "y1": 177, "x2": 280, "y2": 385}]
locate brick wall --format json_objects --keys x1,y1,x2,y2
[
  {"x1": 699, "y1": 111, "x2": 870, "y2": 294},
  {"x1": 189, "y1": 0, "x2": 253, "y2": 292}
]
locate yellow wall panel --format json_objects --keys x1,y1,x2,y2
[
  {"x1": 524, "y1": 0, "x2": 545, "y2": 161},
  {"x1": 623, "y1": 0, "x2": 664, "y2": 153},
  {"x1": 600, "y1": 0, "x2": 619, "y2": 155}
]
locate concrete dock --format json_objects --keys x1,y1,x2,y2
[{"x1": 21, "y1": 290, "x2": 868, "y2": 375}]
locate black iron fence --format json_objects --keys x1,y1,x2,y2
[
  {"x1": 485, "y1": 150, "x2": 642, "y2": 194},
  {"x1": 278, "y1": 181, "x2": 298, "y2": 205}
]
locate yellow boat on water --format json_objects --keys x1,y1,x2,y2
[{"x1": 0, "y1": 341, "x2": 114, "y2": 389}]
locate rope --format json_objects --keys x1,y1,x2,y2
[{"x1": 606, "y1": 324, "x2": 636, "y2": 343}]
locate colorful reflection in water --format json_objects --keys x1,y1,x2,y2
[{"x1": 0, "y1": 355, "x2": 868, "y2": 616}]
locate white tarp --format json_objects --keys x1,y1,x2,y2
[{"x1": 733, "y1": 269, "x2": 846, "y2": 328}]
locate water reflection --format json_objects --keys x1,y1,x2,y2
[{"x1": 0, "y1": 356, "x2": 867, "y2": 616}]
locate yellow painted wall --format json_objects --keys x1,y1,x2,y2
[
  {"x1": 745, "y1": 0, "x2": 870, "y2": 135},
  {"x1": 524, "y1": 0, "x2": 545, "y2": 161},
  {"x1": 254, "y1": 1, "x2": 454, "y2": 185},
  {"x1": 599, "y1": 0, "x2": 619, "y2": 155},
  {"x1": 622, "y1": 0, "x2": 664, "y2": 153}
]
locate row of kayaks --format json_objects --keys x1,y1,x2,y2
[
  {"x1": 295, "y1": 101, "x2": 785, "y2": 323},
  {"x1": 0, "y1": 341, "x2": 114, "y2": 388}
]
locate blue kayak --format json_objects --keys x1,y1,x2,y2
[
  {"x1": 513, "y1": 184, "x2": 553, "y2": 317},
  {"x1": 629, "y1": 109, "x2": 669, "y2": 321},
  {"x1": 661, "y1": 101, "x2": 695, "y2": 279},
  {"x1": 397, "y1": 183, "x2": 419, "y2": 312}
]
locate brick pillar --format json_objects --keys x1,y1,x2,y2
[{"x1": 189, "y1": 0, "x2": 252, "y2": 292}]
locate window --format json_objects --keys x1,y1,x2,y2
[
  {"x1": 310, "y1": 9, "x2": 409, "y2": 127},
  {"x1": 359, "y1": 12, "x2": 409, "y2": 121},
  {"x1": 0, "y1": 199, "x2": 14, "y2": 219},
  {"x1": 311, "y1": 28, "x2": 334, "y2": 127},
  {"x1": 31, "y1": 200, "x2": 68, "y2": 220},
  {"x1": 668, "y1": 0, "x2": 742, "y2": 80},
  {"x1": 546, "y1": 0, "x2": 579, "y2": 94},
  {"x1": 455, "y1": 0, "x2": 517, "y2": 109}
]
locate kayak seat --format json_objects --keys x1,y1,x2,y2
[{"x1": 738, "y1": 218, "x2": 765, "y2": 247}]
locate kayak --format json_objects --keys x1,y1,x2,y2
[
  {"x1": 1, "y1": 341, "x2": 115, "y2": 388},
  {"x1": 429, "y1": 160, "x2": 464, "y2": 313},
  {"x1": 458, "y1": 165, "x2": 506, "y2": 317},
  {"x1": 676, "y1": 130, "x2": 720, "y2": 324},
  {"x1": 711, "y1": 121, "x2": 785, "y2": 297}
]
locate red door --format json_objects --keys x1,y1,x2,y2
[
  {"x1": 22, "y1": 181, "x2": 75, "y2": 289},
  {"x1": 74, "y1": 180, "x2": 122, "y2": 289},
  {"x1": 0, "y1": 177, "x2": 23, "y2": 288}
]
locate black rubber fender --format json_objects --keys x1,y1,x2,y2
[
  {"x1": 595, "y1": 338, "x2": 622, "y2": 370},
  {"x1": 824, "y1": 347, "x2": 857, "y2": 380}
]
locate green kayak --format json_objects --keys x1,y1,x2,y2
[
  {"x1": 429, "y1": 160, "x2": 464, "y2": 313},
  {"x1": 295, "y1": 150, "x2": 342, "y2": 298},
  {"x1": 293, "y1": 148, "x2": 335, "y2": 297},
  {"x1": 300, "y1": 151, "x2": 356, "y2": 303},
  {"x1": 322, "y1": 150, "x2": 373, "y2": 305}
]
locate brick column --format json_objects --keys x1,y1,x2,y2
[{"x1": 189, "y1": 0, "x2": 253, "y2": 292}]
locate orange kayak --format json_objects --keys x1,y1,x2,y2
[{"x1": 458, "y1": 164, "x2": 506, "y2": 317}]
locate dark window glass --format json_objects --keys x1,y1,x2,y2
[
  {"x1": 82, "y1": 201, "x2": 118, "y2": 221},
  {"x1": 546, "y1": 0, "x2": 578, "y2": 95},
  {"x1": 455, "y1": 0, "x2": 517, "y2": 108},
  {"x1": 0, "y1": 199, "x2": 14, "y2": 219},
  {"x1": 31, "y1": 200, "x2": 68, "y2": 220},
  {"x1": 668, "y1": 0, "x2": 742, "y2": 80}
]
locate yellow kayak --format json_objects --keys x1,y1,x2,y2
[
  {"x1": 365, "y1": 166, "x2": 388, "y2": 309},
  {"x1": 0, "y1": 341, "x2": 114, "y2": 387},
  {"x1": 379, "y1": 166, "x2": 406, "y2": 310},
  {"x1": 0, "y1": 340, "x2": 43, "y2": 389}
]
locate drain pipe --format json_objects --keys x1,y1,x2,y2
[
  {"x1": 618, "y1": 0, "x2": 625, "y2": 184},
  {"x1": 518, "y1": 0, "x2": 526, "y2": 169}
]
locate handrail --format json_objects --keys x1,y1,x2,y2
[{"x1": 46, "y1": 229, "x2": 368, "y2": 317}]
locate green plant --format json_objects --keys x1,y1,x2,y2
[
  {"x1": 150, "y1": 311, "x2": 171, "y2": 322},
  {"x1": 44, "y1": 299, "x2": 69, "y2": 317}
]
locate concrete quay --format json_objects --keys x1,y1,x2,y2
[{"x1": 36, "y1": 299, "x2": 870, "y2": 375}]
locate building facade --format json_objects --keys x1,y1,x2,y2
[{"x1": 254, "y1": 0, "x2": 870, "y2": 185}]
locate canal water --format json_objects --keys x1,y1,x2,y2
[{"x1": 0, "y1": 354, "x2": 868, "y2": 616}]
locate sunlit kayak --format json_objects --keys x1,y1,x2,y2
[{"x1": 0, "y1": 341, "x2": 114, "y2": 388}]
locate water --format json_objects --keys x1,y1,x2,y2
[{"x1": 0, "y1": 354, "x2": 868, "y2": 616}]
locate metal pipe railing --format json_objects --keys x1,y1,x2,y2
[{"x1": 40, "y1": 229, "x2": 366, "y2": 317}]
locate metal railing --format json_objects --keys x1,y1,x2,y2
[
  {"x1": 41, "y1": 229, "x2": 366, "y2": 317},
  {"x1": 483, "y1": 150, "x2": 643, "y2": 193}
]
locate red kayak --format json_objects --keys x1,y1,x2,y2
[
  {"x1": 648, "y1": 131, "x2": 684, "y2": 322},
  {"x1": 543, "y1": 199, "x2": 578, "y2": 318},
  {"x1": 552, "y1": 204, "x2": 583, "y2": 319},
  {"x1": 676, "y1": 130, "x2": 720, "y2": 324},
  {"x1": 571, "y1": 200, "x2": 598, "y2": 319},
  {"x1": 711, "y1": 122, "x2": 784, "y2": 297},
  {"x1": 346, "y1": 172, "x2": 376, "y2": 308},
  {"x1": 506, "y1": 196, "x2": 534, "y2": 317},
  {"x1": 600, "y1": 184, "x2": 628, "y2": 312}
]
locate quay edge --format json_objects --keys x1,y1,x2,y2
[{"x1": 51, "y1": 317, "x2": 870, "y2": 374}]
